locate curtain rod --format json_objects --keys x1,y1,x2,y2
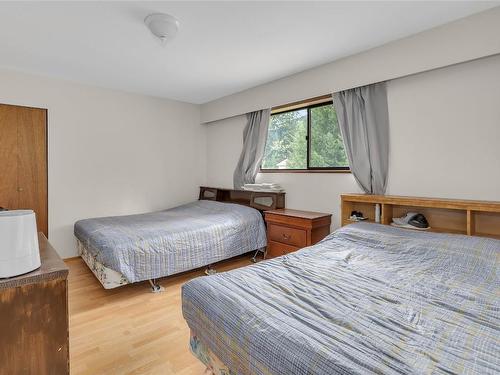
[{"x1": 271, "y1": 94, "x2": 332, "y2": 114}]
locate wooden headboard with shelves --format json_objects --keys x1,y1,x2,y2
[
  {"x1": 341, "y1": 194, "x2": 500, "y2": 239},
  {"x1": 199, "y1": 186, "x2": 285, "y2": 212}
]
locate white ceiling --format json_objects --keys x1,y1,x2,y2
[{"x1": 0, "y1": 1, "x2": 497, "y2": 104}]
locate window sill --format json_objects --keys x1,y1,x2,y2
[{"x1": 259, "y1": 169, "x2": 351, "y2": 174}]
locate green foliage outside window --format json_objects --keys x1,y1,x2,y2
[{"x1": 261, "y1": 103, "x2": 349, "y2": 170}]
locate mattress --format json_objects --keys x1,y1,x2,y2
[
  {"x1": 182, "y1": 222, "x2": 500, "y2": 375},
  {"x1": 77, "y1": 240, "x2": 129, "y2": 289},
  {"x1": 74, "y1": 200, "x2": 266, "y2": 284}
]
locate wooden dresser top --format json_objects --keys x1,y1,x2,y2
[
  {"x1": 0, "y1": 233, "x2": 68, "y2": 290},
  {"x1": 265, "y1": 209, "x2": 331, "y2": 220}
]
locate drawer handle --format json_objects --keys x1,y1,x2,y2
[{"x1": 282, "y1": 234, "x2": 290, "y2": 240}]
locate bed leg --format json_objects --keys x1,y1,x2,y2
[
  {"x1": 252, "y1": 247, "x2": 266, "y2": 263},
  {"x1": 205, "y1": 265, "x2": 217, "y2": 276},
  {"x1": 148, "y1": 279, "x2": 164, "y2": 293}
]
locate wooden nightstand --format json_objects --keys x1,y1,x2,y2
[{"x1": 264, "y1": 209, "x2": 332, "y2": 258}]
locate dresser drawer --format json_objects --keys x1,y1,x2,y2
[
  {"x1": 268, "y1": 224, "x2": 307, "y2": 247},
  {"x1": 267, "y1": 241, "x2": 299, "y2": 258}
]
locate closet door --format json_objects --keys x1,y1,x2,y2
[
  {"x1": 0, "y1": 105, "x2": 19, "y2": 210},
  {"x1": 0, "y1": 104, "x2": 48, "y2": 236}
]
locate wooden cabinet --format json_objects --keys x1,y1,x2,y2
[
  {"x1": 0, "y1": 104, "x2": 48, "y2": 236},
  {"x1": 0, "y1": 234, "x2": 69, "y2": 374},
  {"x1": 264, "y1": 209, "x2": 332, "y2": 258}
]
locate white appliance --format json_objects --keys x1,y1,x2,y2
[{"x1": 0, "y1": 210, "x2": 41, "y2": 278}]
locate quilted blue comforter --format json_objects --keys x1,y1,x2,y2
[
  {"x1": 182, "y1": 222, "x2": 500, "y2": 374},
  {"x1": 74, "y1": 200, "x2": 266, "y2": 283}
]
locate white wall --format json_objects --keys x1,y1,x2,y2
[
  {"x1": 386, "y1": 55, "x2": 500, "y2": 200},
  {"x1": 201, "y1": 6, "x2": 500, "y2": 123},
  {"x1": 205, "y1": 55, "x2": 500, "y2": 229},
  {"x1": 0, "y1": 69, "x2": 205, "y2": 258}
]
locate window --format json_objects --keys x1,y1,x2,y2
[{"x1": 261, "y1": 100, "x2": 349, "y2": 171}]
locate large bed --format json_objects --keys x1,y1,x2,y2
[
  {"x1": 182, "y1": 222, "x2": 500, "y2": 374},
  {"x1": 74, "y1": 199, "x2": 267, "y2": 289}
]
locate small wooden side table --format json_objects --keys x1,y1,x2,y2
[{"x1": 264, "y1": 209, "x2": 332, "y2": 258}]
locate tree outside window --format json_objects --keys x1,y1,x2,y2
[{"x1": 261, "y1": 102, "x2": 349, "y2": 171}]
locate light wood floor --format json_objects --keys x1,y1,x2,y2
[{"x1": 67, "y1": 255, "x2": 254, "y2": 375}]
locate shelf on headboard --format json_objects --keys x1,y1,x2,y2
[
  {"x1": 199, "y1": 186, "x2": 285, "y2": 212},
  {"x1": 341, "y1": 194, "x2": 500, "y2": 239}
]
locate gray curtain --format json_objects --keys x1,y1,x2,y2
[
  {"x1": 333, "y1": 82, "x2": 389, "y2": 195},
  {"x1": 233, "y1": 109, "x2": 271, "y2": 189}
]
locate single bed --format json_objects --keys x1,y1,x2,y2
[
  {"x1": 182, "y1": 222, "x2": 500, "y2": 374},
  {"x1": 74, "y1": 199, "x2": 268, "y2": 290}
]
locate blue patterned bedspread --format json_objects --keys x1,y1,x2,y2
[
  {"x1": 74, "y1": 200, "x2": 266, "y2": 283},
  {"x1": 182, "y1": 222, "x2": 500, "y2": 374}
]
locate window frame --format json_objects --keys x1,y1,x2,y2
[{"x1": 260, "y1": 99, "x2": 350, "y2": 173}]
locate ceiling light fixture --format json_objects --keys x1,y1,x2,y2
[{"x1": 144, "y1": 13, "x2": 180, "y2": 44}]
